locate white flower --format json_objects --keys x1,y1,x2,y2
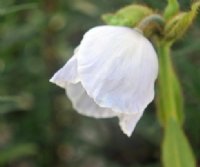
[{"x1": 50, "y1": 25, "x2": 158, "y2": 137}]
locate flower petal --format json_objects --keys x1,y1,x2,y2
[
  {"x1": 118, "y1": 112, "x2": 143, "y2": 137},
  {"x1": 50, "y1": 55, "x2": 79, "y2": 88},
  {"x1": 77, "y1": 25, "x2": 158, "y2": 114},
  {"x1": 66, "y1": 82, "x2": 117, "y2": 118}
]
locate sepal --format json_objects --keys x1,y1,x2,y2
[
  {"x1": 102, "y1": 5, "x2": 153, "y2": 27},
  {"x1": 164, "y1": 2, "x2": 200, "y2": 42}
]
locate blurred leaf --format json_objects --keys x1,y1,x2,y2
[
  {"x1": 163, "y1": 119, "x2": 196, "y2": 167},
  {"x1": 0, "y1": 3, "x2": 37, "y2": 16},
  {"x1": 0, "y1": 94, "x2": 33, "y2": 114},
  {"x1": 0, "y1": 19, "x2": 44, "y2": 51},
  {"x1": 0, "y1": 143, "x2": 37, "y2": 165}
]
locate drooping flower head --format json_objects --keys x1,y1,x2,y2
[{"x1": 50, "y1": 25, "x2": 158, "y2": 137}]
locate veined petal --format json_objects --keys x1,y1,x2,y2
[
  {"x1": 50, "y1": 55, "x2": 79, "y2": 88},
  {"x1": 66, "y1": 82, "x2": 117, "y2": 118},
  {"x1": 77, "y1": 25, "x2": 158, "y2": 114}
]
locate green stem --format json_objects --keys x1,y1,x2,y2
[
  {"x1": 156, "y1": 41, "x2": 195, "y2": 167},
  {"x1": 156, "y1": 41, "x2": 183, "y2": 126}
]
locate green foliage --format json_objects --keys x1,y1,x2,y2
[
  {"x1": 156, "y1": 43, "x2": 184, "y2": 126},
  {"x1": 163, "y1": 119, "x2": 195, "y2": 167},
  {"x1": 102, "y1": 4, "x2": 153, "y2": 27},
  {"x1": 0, "y1": 3, "x2": 37, "y2": 16},
  {"x1": 164, "y1": 0, "x2": 179, "y2": 19},
  {"x1": 164, "y1": 12, "x2": 193, "y2": 42},
  {"x1": 164, "y1": 1, "x2": 200, "y2": 42},
  {"x1": 0, "y1": 143, "x2": 38, "y2": 166},
  {"x1": 0, "y1": 95, "x2": 33, "y2": 114}
]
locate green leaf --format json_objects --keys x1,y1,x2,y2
[
  {"x1": 0, "y1": 3, "x2": 37, "y2": 16},
  {"x1": 102, "y1": 4, "x2": 153, "y2": 27},
  {"x1": 0, "y1": 94, "x2": 33, "y2": 114},
  {"x1": 163, "y1": 119, "x2": 196, "y2": 167},
  {"x1": 0, "y1": 143, "x2": 38, "y2": 165},
  {"x1": 164, "y1": 0, "x2": 179, "y2": 19}
]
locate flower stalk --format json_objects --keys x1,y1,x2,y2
[
  {"x1": 156, "y1": 41, "x2": 195, "y2": 167},
  {"x1": 156, "y1": 41, "x2": 184, "y2": 126}
]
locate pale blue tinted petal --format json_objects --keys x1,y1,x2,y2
[
  {"x1": 50, "y1": 55, "x2": 79, "y2": 88},
  {"x1": 66, "y1": 82, "x2": 117, "y2": 118},
  {"x1": 118, "y1": 112, "x2": 143, "y2": 137},
  {"x1": 77, "y1": 25, "x2": 158, "y2": 115}
]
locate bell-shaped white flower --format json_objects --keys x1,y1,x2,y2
[{"x1": 50, "y1": 25, "x2": 158, "y2": 137}]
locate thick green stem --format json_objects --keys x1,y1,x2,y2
[
  {"x1": 157, "y1": 42, "x2": 195, "y2": 167},
  {"x1": 156, "y1": 42, "x2": 183, "y2": 126}
]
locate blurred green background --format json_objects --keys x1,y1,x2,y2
[{"x1": 0, "y1": 0, "x2": 200, "y2": 166}]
